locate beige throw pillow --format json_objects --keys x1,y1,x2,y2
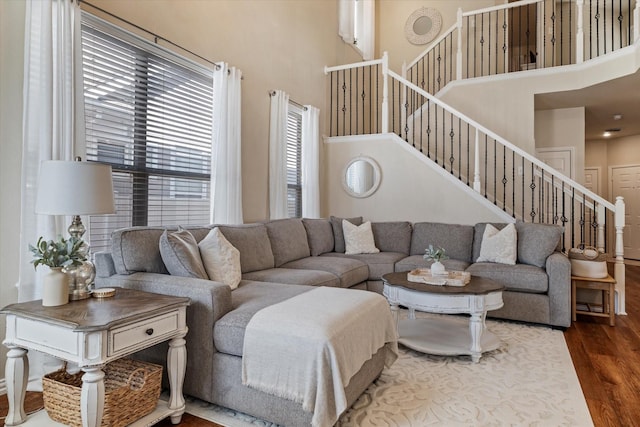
[
  {"x1": 199, "y1": 227, "x2": 242, "y2": 289},
  {"x1": 343, "y1": 220, "x2": 380, "y2": 255},
  {"x1": 477, "y1": 223, "x2": 517, "y2": 265}
]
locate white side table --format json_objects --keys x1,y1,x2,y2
[
  {"x1": 1, "y1": 287, "x2": 189, "y2": 427},
  {"x1": 382, "y1": 272, "x2": 504, "y2": 363}
]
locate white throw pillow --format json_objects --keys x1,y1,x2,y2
[
  {"x1": 198, "y1": 227, "x2": 242, "y2": 289},
  {"x1": 343, "y1": 220, "x2": 380, "y2": 255},
  {"x1": 477, "y1": 223, "x2": 517, "y2": 265}
]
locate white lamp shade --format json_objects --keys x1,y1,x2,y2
[{"x1": 35, "y1": 160, "x2": 116, "y2": 215}]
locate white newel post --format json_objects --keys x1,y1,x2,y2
[
  {"x1": 614, "y1": 196, "x2": 626, "y2": 315},
  {"x1": 576, "y1": 0, "x2": 584, "y2": 63},
  {"x1": 596, "y1": 203, "x2": 606, "y2": 253},
  {"x1": 473, "y1": 128, "x2": 481, "y2": 192},
  {"x1": 381, "y1": 51, "x2": 389, "y2": 134},
  {"x1": 456, "y1": 8, "x2": 463, "y2": 81}
]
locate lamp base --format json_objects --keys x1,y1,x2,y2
[{"x1": 63, "y1": 260, "x2": 95, "y2": 301}]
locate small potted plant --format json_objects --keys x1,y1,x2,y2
[
  {"x1": 30, "y1": 235, "x2": 86, "y2": 306},
  {"x1": 424, "y1": 244, "x2": 449, "y2": 276}
]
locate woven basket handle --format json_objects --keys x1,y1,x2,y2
[
  {"x1": 581, "y1": 245, "x2": 600, "y2": 260},
  {"x1": 125, "y1": 367, "x2": 149, "y2": 391}
]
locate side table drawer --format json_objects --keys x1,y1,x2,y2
[{"x1": 108, "y1": 311, "x2": 180, "y2": 356}]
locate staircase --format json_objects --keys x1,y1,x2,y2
[{"x1": 324, "y1": 0, "x2": 636, "y2": 314}]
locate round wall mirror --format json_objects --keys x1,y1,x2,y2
[
  {"x1": 342, "y1": 156, "x2": 381, "y2": 198},
  {"x1": 405, "y1": 7, "x2": 442, "y2": 45}
]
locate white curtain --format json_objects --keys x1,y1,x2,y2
[
  {"x1": 211, "y1": 63, "x2": 243, "y2": 225},
  {"x1": 268, "y1": 90, "x2": 289, "y2": 219},
  {"x1": 19, "y1": 0, "x2": 83, "y2": 302},
  {"x1": 339, "y1": 0, "x2": 375, "y2": 61},
  {"x1": 358, "y1": 0, "x2": 375, "y2": 61},
  {"x1": 301, "y1": 105, "x2": 320, "y2": 218},
  {"x1": 338, "y1": 0, "x2": 355, "y2": 45}
]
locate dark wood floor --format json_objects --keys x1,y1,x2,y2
[
  {"x1": 2, "y1": 266, "x2": 639, "y2": 426},
  {"x1": 564, "y1": 263, "x2": 640, "y2": 426}
]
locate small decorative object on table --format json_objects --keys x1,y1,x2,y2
[
  {"x1": 568, "y1": 245, "x2": 608, "y2": 278},
  {"x1": 93, "y1": 287, "x2": 116, "y2": 298},
  {"x1": 423, "y1": 244, "x2": 449, "y2": 276},
  {"x1": 408, "y1": 268, "x2": 471, "y2": 287},
  {"x1": 30, "y1": 235, "x2": 87, "y2": 307}
]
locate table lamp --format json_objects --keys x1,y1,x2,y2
[{"x1": 35, "y1": 157, "x2": 115, "y2": 300}]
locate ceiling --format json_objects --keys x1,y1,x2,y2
[{"x1": 535, "y1": 68, "x2": 640, "y2": 141}]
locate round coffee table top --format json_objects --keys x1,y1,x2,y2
[{"x1": 382, "y1": 271, "x2": 504, "y2": 295}]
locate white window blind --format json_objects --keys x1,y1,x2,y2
[
  {"x1": 81, "y1": 16, "x2": 213, "y2": 253},
  {"x1": 286, "y1": 104, "x2": 303, "y2": 218}
]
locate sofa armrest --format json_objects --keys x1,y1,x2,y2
[
  {"x1": 546, "y1": 252, "x2": 571, "y2": 328},
  {"x1": 95, "y1": 271, "x2": 232, "y2": 401}
]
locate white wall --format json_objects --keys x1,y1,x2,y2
[
  {"x1": 535, "y1": 107, "x2": 586, "y2": 182},
  {"x1": 324, "y1": 135, "x2": 507, "y2": 225},
  {"x1": 0, "y1": 0, "x2": 25, "y2": 382}
]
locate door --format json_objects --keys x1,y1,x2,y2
[
  {"x1": 536, "y1": 148, "x2": 573, "y2": 178},
  {"x1": 611, "y1": 165, "x2": 640, "y2": 260},
  {"x1": 583, "y1": 167, "x2": 601, "y2": 247}
]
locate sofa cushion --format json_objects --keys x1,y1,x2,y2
[
  {"x1": 281, "y1": 256, "x2": 368, "y2": 288},
  {"x1": 302, "y1": 218, "x2": 335, "y2": 256},
  {"x1": 515, "y1": 222, "x2": 563, "y2": 268},
  {"x1": 111, "y1": 226, "x2": 211, "y2": 275},
  {"x1": 477, "y1": 223, "x2": 517, "y2": 265},
  {"x1": 214, "y1": 281, "x2": 313, "y2": 356},
  {"x1": 410, "y1": 222, "x2": 474, "y2": 262},
  {"x1": 198, "y1": 227, "x2": 242, "y2": 289},
  {"x1": 264, "y1": 218, "x2": 311, "y2": 267},
  {"x1": 395, "y1": 255, "x2": 471, "y2": 273},
  {"x1": 159, "y1": 227, "x2": 208, "y2": 279},
  {"x1": 465, "y1": 262, "x2": 548, "y2": 293},
  {"x1": 217, "y1": 224, "x2": 275, "y2": 273},
  {"x1": 343, "y1": 220, "x2": 380, "y2": 255},
  {"x1": 324, "y1": 252, "x2": 406, "y2": 280},
  {"x1": 372, "y1": 221, "x2": 412, "y2": 254},
  {"x1": 242, "y1": 268, "x2": 340, "y2": 288},
  {"x1": 330, "y1": 216, "x2": 363, "y2": 253}
]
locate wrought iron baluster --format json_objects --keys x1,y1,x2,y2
[
  {"x1": 484, "y1": 135, "x2": 488, "y2": 198},
  {"x1": 458, "y1": 120, "x2": 462, "y2": 180},
  {"x1": 376, "y1": 64, "x2": 379, "y2": 133},
  {"x1": 502, "y1": 144, "x2": 507, "y2": 211},
  {"x1": 466, "y1": 123, "x2": 470, "y2": 185},
  {"x1": 480, "y1": 13, "x2": 485, "y2": 76},
  {"x1": 512, "y1": 151, "x2": 515, "y2": 217},
  {"x1": 580, "y1": 193, "x2": 586, "y2": 246},
  {"x1": 521, "y1": 157, "x2": 525, "y2": 220},
  {"x1": 449, "y1": 113, "x2": 455, "y2": 174},
  {"x1": 349, "y1": 68, "x2": 353, "y2": 135},
  {"x1": 355, "y1": 66, "x2": 359, "y2": 135},
  {"x1": 541, "y1": 170, "x2": 545, "y2": 223},
  {"x1": 341, "y1": 69, "x2": 346, "y2": 136},
  {"x1": 571, "y1": 187, "x2": 576, "y2": 249},
  {"x1": 530, "y1": 163, "x2": 536, "y2": 221},
  {"x1": 330, "y1": 71, "x2": 334, "y2": 136}
]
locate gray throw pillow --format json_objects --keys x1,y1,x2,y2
[
  {"x1": 515, "y1": 222, "x2": 563, "y2": 267},
  {"x1": 159, "y1": 227, "x2": 208, "y2": 279},
  {"x1": 330, "y1": 216, "x2": 363, "y2": 253},
  {"x1": 303, "y1": 218, "x2": 335, "y2": 256}
]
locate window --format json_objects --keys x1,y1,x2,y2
[
  {"x1": 81, "y1": 14, "x2": 214, "y2": 252},
  {"x1": 286, "y1": 104, "x2": 303, "y2": 218}
]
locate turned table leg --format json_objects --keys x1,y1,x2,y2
[
  {"x1": 4, "y1": 346, "x2": 28, "y2": 426},
  {"x1": 167, "y1": 332, "x2": 187, "y2": 424},
  {"x1": 80, "y1": 366, "x2": 105, "y2": 427}
]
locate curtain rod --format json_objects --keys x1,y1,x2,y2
[
  {"x1": 269, "y1": 91, "x2": 308, "y2": 111},
  {"x1": 80, "y1": 0, "x2": 221, "y2": 70}
]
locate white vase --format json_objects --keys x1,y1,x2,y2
[
  {"x1": 42, "y1": 267, "x2": 70, "y2": 307},
  {"x1": 430, "y1": 261, "x2": 446, "y2": 276}
]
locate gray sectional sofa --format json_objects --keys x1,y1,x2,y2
[{"x1": 94, "y1": 216, "x2": 569, "y2": 426}]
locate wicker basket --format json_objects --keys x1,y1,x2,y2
[{"x1": 42, "y1": 358, "x2": 162, "y2": 427}]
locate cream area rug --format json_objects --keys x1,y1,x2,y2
[{"x1": 184, "y1": 314, "x2": 593, "y2": 427}]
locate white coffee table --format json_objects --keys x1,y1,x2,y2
[{"x1": 382, "y1": 272, "x2": 504, "y2": 363}]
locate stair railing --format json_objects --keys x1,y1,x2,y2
[
  {"x1": 325, "y1": 53, "x2": 626, "y2": 313},
  {"x1": 405, "y1": 0, "x2": 640, "y2": 95}
]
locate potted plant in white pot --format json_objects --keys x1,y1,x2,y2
[
  {"x1": 30, "y1": 236, "x2": 86, "y2": 306},
  {"x1": 424, "y1": 244, "x2": 449, "y2": 276}
]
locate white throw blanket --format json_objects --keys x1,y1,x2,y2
[{"x1": 241, "y1": 287, "x2": 398, "y2": 427}]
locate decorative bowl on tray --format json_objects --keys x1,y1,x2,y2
[{"x1": 407, "y1": 269, "x2": 471, "y2": 287}]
